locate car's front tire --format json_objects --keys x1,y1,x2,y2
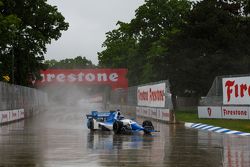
[
  {"x1": 142, "y1": 120, "x2": 154, "y2": 135},
  {"x1": 113, "y1": 121, "x2": 123, "y2": 134}
]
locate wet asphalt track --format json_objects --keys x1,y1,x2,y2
[{"x1": 0, "y1": 106, "x2": 250, "y2": 167}]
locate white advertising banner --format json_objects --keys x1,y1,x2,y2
[
  {"x1": 0, "y1": 109, "x2": 25, "y2": 124},
  {"x1": 10, "y1": 110, "x2": 19, "y2": 121},
  {"x1": 136, "y1": 107, "x2": 170, "y2": 121},
  {"x1": 137, "y1": 83, "x2": 166, "y2": 107},
  {"x1": 150, "y1": 108, "x2": 158, "y2": 119},
  {"x1": 158, "y1": 108, "x2": 170, "y2": 121},
  {"x1": 198, "y1": 106, "x2": 222, "y2": 119},
  {"x1": 0, "y1": 111, "x2": 9, "y2": 123},
  {"x1": 136, "y1": 107, "x2": 150, "y2": 117},
  {"x1": 222, "y1": 106, "x2": 249, "y2": 119},
  {"x1": 223, "y1": 76, "x2": 250, "y2": 105},
  {"x1": 19, "y1": 109, "x2": 25, "y2": 119}
]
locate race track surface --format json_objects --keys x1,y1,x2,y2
[{"x1": 0, "y1": 105, "x2": 250, "y2": 167}]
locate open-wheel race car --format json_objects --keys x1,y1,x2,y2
[{"x1": 86, "y1": 110, "x2": 158, "y2": 135}]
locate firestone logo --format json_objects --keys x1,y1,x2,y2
[
  {"x1": 40, "y1": 72, "x2": 119, "y2": 83},
  {"x1": 225, "y1": 80, "x2": 250, "y2": 102},
  {"x1": 36, "y1": 69, "x2": 128, "y2": 90},
  {"x1": 223, "y1": 109, "x2": 247, "y2": 116},
  {"x1": 223, "y1": 77, "x2": 250, "y2": 105},
  {"x1": 137, "y1": 89, "x2": 165, "y2": 102},
  {"x1": 137, "y1": 83, "x2": 166, "y2": 108}
]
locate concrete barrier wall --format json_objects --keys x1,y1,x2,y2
[
  {"x1": 198, "y1": 106, "x2": 250, "y2": 119},
  {"x1": 136, "y1": 107, "x2": 170, "y2": 122},
  {"x1": 0, "y1": 82, "x2": 48, "y2": 125}
]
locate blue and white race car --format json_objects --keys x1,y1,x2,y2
[{"x1": 86, "y1": 110, "x2": 158, "y2": 135}]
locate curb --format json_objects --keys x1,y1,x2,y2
[{"x1": 185, "y1": 122, "x2": 250, "y2": 136}]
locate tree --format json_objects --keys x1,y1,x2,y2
[
  {"x1": 167, "y1": 0, "x2": 250, "y2": 96},
  {"x1": 0, "y1": 0, "x2": 20, "y2": 82},
  {"x1": 45, "y1": 56, "x2": 95, "y2": 69},
  {"x1": 128, "y1": 0, "x2": 191, "y2": 83},
  {"x1": 98, "y1": 21, "x2": 139, "y2": 85},
  {"x1": 0, "y1": 1, "x2": 20, "y2": 48},
  {"x1": 0, "y1": 0, "x2": 68, "y2": 86},
  {"x1": 98, "y1": 0, "x2": 191, "y2": 86},
  {"x1": 99, "y1": 0, "x2": 250, "y2": 98}
]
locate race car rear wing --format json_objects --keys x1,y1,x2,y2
[{"x1": 86, "y1": 110, "x2": 116, "y2": 120}]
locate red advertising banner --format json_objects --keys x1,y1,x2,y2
[{"x1": 36, "y1": 69, "x2": 128, "y2": 89}]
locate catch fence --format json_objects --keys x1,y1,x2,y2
[{"x1": 0, "y1": 81, "x2": 48, "y2": 113}]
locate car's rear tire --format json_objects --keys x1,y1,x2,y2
[
  {"x1": 142, "y1": 120, "x2": 154, "y2": 135},
  {"x1": 113, "y1": 121, "x2": 123, "y2": 134}
]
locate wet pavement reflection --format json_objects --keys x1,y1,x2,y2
[{"x1": 0, "y1": 106, "x2": 250, "y2": 167}]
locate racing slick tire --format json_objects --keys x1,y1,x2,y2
[
  {"x1": 88, "y1": 119, "x2": 94, "y2": 131},
  {"x1": 113, "y1": 121, "x2": 123, "y2": 134},
  {"x1": 142, "y1": 120, "x2": 154, "y2": 135}
]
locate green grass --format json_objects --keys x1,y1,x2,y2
[{"x1": 175, "y1": 110, "x2": 250, "y2": 133}]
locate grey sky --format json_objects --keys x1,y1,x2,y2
[{"x1": 45, "y1": 0, "x2": 145, "y2": 65}]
